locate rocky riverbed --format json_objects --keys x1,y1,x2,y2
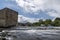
[
  {"x1": 0, "y1": 27, "x2": 60, "y2": 40},
  {"x1": 6, "y1": 30, "x2": 60, "y2": 40}
]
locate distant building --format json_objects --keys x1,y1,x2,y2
[{"x1": 0, "y1": 8, "x2": 18, "y2": 27}]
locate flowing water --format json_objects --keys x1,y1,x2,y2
[{"x1": 1, "y1": 26, "x2": 60, "y2": 40}]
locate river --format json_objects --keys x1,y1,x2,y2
[{"x1": 1, "y1": 26, "x2": 60, "y2": 40}]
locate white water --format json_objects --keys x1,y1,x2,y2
[{"x1": 1, "y1": 27, "x2": 60, "y2": 40}]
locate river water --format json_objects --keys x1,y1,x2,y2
[{"x1": 1, "y1": 27, "x2": 60, "y2": 40}]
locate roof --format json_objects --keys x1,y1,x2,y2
[{"x1": 0, "y1": 7, "x2": 18, "y2": 13}]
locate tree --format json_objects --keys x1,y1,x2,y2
[
  {"x1": 53, "y1": 18, "x2": 60, "y2": 26},
  {"x1": 32, "y1": 22, "x2": 40, "y2": 26},
  {"x1": 25, "y1": 22, "x2": 32, "y2": 26},
  {"x1": 39, "y1": 19, "x2": 44, "y2": 26},
  {"x1": 44, "y1": 19, "x2": 52, "y2": 26}
]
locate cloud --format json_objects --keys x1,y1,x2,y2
[
  {"x1": 48, "y1": 12, "x2": 60, "y2": 18},
  {"x1": 18, "y1": 15, "x2": 39, "y2": 23},
  {"x1": 45, "y1": 9, "x2": 60, "y2": 17},
  {"x1": 16, "y1": 0, "x2": 60, "y2": 18},
  {"x1": 16, "y1": 0, "x2": 46, "y2": 12}
]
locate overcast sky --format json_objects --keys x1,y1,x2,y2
[{"x1": 0, "y1": 0, "x2": 60, "y2": 23}]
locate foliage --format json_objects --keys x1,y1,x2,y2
[
  {"x1": 43, "y1": 19, "x2": 52, "y2": 26},
  {"x1": 18, "y1": 18, "x2": 60, "y2": 27},
  {"x1": 52, "y1": 18, "x2": 60, "y2": 26}
]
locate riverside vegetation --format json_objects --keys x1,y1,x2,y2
[{"x1": 18, "y1": 18, "x2": 60, "y2": 27}]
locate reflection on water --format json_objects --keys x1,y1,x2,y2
[{"x1": 1, "y1": 27, "x2": 60, "y2": 40}]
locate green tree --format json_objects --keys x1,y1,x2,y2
[
  {"x1": 44, "y1": 19, "x2": 52, "y2": 26},
  {"x1": 39, "y1": 19, "x2": 44, "y2": 26},
  {"x1": 53, "y1": 18, "x2": 60, "y2": 26},
  {"x1": 32, "y1": 22, "x2": 39, "y2": 26}
]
